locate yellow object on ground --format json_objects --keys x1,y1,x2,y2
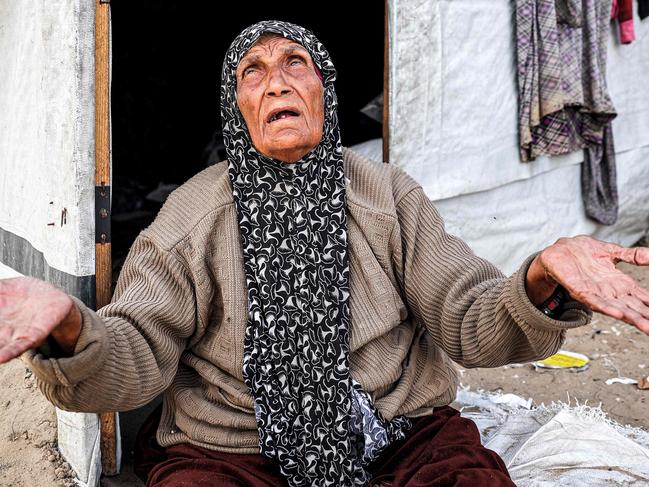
[{"x1": 533, "y1": 350, "x2": 590, "y2": 370}]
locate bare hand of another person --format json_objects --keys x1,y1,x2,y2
[
  {"x1": 0, "y1": 277, "x2": 81, "y2": 363},
  {"x1": 527, "y1": 236, "x2": 649, "y2": 333}
]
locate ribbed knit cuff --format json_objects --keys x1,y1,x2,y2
[
  {"x1": 21, "y1": 296, "x2": 109, "y2": 387},
  {"x1": 507, "y1": 253, "x2": 592, "y2": 333}
]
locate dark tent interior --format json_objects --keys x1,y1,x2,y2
[
  {"x1": 111, "y1": 1, "x2": 385, "y2": 282},
  {"x1": 109, "y1": 2, "x2": 385, "y2": 477}
]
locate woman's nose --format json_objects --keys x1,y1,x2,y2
[{"x1": 265, "y1": 67, "x2": 292, "y2": 97}]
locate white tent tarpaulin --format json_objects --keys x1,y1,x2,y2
[
  {"x1": 386, "y1": 0, "x2": 649, "y2": 273},
  {"x1": 0, "y1": 0, "x2": 96, "y2": 288},
  {"x1": 0, "y1": 2, "x2": 116, "y2": 485}
]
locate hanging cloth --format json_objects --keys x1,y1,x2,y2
[
  {"x1": 516, "y1": 0, "x2": 617, "y2": 162},
  {"x1": 582, "y1": 123, "x2": 619, "y2": 224},
  {"x1": 516, "y1": 0, "x2": 619, "y2": 224},
  {"x1": 220, "y1": 20, "x2": 410, "y2": 487},
  {"x1": 611, "y1": 0, "x2": 636, "y2": 44}
]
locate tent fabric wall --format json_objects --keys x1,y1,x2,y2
[
  {"x1": 388, "y1": 0, "x2": 649, "y2": 201},
  {"x1": 385, "y1": 0, "x2": 649, "y2": 273},
  {"x1": 0, "y1": 0, "x2": 96, "y2": 304},
  {"x1": 0, "y1": 3, "x2": 105, "y2": 486},
  {"x1": 349, "y1": 138, "x2": 649, "y2": 275},
  {"x1": 434, "y1": 146, "x2": 649, "y2": 274}
]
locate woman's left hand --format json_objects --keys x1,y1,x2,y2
[{"x1": 526, "y1": 235, "x2": 649, "y2": 333}]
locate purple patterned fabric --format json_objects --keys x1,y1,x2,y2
[
  {"x1": 516, "y1": 0, "x2": 617, "y2": 162},
  {"x1": 582, "y1": 122, "x2": 618, "y2": 224}
]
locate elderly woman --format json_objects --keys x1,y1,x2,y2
[{"x1": 1, "y1": 20, "x2": 649, "y2": 487}]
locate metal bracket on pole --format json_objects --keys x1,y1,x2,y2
[{"x1": 95, "y1": 185, "x2": 111, "y2": 245}]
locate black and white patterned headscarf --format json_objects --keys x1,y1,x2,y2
[{"x1": 221, "y1": 20, "x2": 410, "y2": 487}]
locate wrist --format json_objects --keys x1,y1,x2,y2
[
  {"x1": 526, "y1": 254, "x2": 558, "y2": 305},
  {"x1": 49, "y1": 301, "x2": 82, "y2": 355}
]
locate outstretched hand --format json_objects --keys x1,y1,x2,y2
[
  {"x1": 0, "y1": 277, "x2": 81, "y2": 364},
  {"x1": 527, "y1": 236, "x2": 649, "y2": 333}
]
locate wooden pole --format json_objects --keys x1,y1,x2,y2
[
  {"x1": 94, "y1": 0, "x2": 118, "y2": 477},
  {"x1": 383, "y1": 0, "x2": 390, "y2": 164}
]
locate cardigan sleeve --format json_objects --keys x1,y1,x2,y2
[
  {"x1": 21, "y1": 234, "x2": 197, "y2": 412},
  {"x1": 391, "y1": 179, "x2": 592, "y2": 369}
]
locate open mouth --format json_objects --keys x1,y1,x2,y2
[{"x1": 267, "y1": 109, "x2": 300, "y2": 124}]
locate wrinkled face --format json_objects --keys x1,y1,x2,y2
[{"x1": 236, "y1": 35, "x2": 325, "y2": 163}]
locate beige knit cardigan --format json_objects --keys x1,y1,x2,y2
[{"x1": 23, "y1": 148, "x2": 591, "y2": 453}]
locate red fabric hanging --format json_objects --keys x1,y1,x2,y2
[{"x1": 611, "y1": 0, "x2": 636, "y2": 44}]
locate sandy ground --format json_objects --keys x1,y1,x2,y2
[
  {"x1": 1, "y1": 259, "x2": 648, "y2": 486},
  {"x1": 461, "y1": 261, "x2": 649, "y2": 431},
  {"x1": 0, "y1": 360, "x2": 77, "y2": 486}
]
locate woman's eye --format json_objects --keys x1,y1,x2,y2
[
  {"x1": 242, "y1": 66, "x2": 259, "y2": 78},
  {"x1": 289, "y1": 57, "x2": 305, "y2": 66}
]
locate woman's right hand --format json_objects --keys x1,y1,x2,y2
[{"x1": 0, "y1": 277, "x2": 82, "y2": 363}]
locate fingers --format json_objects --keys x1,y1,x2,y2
[
  {"x1": 582, "y1": 292, "x2": 649, "y2": 334},
  {"x1": 631, "y1": 284, "x2": 649, "y2": 306},
  {"x1": 619, "y1": 294, "x2": 649, "y2": 320},
  {"x1": 615, "y1": 304, "x2": 649, "y2": 333},
  {"x1": 0, "y1": 326, "x2": 43, "y2": 364},
  {"x1": 611, "y1": 245, "x2": 649, "y2": 266},
  {"x1": 0, "y1": 335, "x2": 35, "y2": 364}
]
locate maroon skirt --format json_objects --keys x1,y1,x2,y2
[{"x1": 135, "y1": 405, "x2": 514, "y2": 486}]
